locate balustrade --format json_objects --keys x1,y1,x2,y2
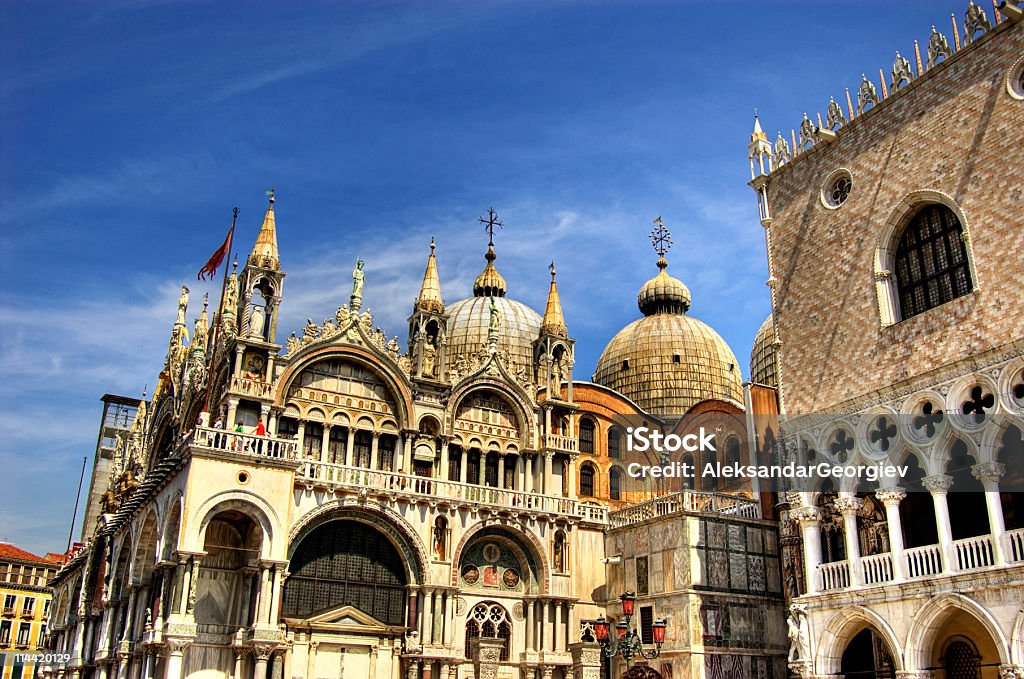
[
  {"x1": 952, "y1": 534, "x2": 994, "y2": 571},
  {"x1": 860, "y1": 553, "x2": 894, "y2": 585},
  {"x1": 904, "y1": 544, "x2": 943, "y2": 579},
  {"x1": 817, "y1": 560, "x2": 850, "y2": 591},
  {"x1": 190, "y1": 426, "x2": 298, "y2": 460}
]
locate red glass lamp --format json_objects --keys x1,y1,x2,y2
[
  {"x1": 620, "y1": 591, "x2": 636, "y2": 617},
  {"x1": 615, "y1": 620, "x2": 629, "y2": 641},
  {"x1": 653, "y1": 619, "x2": 667, "y2": 645},
  {"x1": 594, "y1": 617, "x2": 609, "y2": 641}
]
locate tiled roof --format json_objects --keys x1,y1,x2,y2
[{"x1": 0, "y1": 542, "x2": 46, "y2": 563}]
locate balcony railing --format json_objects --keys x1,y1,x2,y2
[
  {"x1": 818, "y1": 560, "x2": 850, "y2": 591},
  {"x1": 229, "y1": 375, "x2": 274, "y2": 399},
  {"x1": 860, "y1": 552, "x2": 893, "y2": 586},
  {"x1": 904, "y1": 544, "x2": 943, "y2": 579},
  {"x1": 298, "y1": 460, "x2": 608, "y2": 522},
  {"x1": 953, "y1": 534, "x2": 994, "y2": 571},
  {"x1": 1007, "y1": 527, "x2": 1024, "y2": 562},
  {"x1": 190, "y1": 426, "x2": 299, "y2": 461},
  {"x1": 607, "y1": 490, "x2": 760, "y2": 527},
  {"x1": 544, "y1": 434, "x2": 578, "y2": 454}
]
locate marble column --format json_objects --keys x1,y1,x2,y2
[
  {"x1": 876, "y1": 489, "x2": 907, "y2": 581},
  {"x1": 924, "y1": 475, "x2": 956, "y2": 573},
  {"x1": 973, "y1": 462, "x2": 1007, "y2": 565},
  {"x1": 836, "y1": 496, "x2": 863, "y2": 587},
  {"x1": 792, "y1": 505, "x2": 822, "y2": 594}
]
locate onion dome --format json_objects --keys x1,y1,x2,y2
[
  {"x1": 446, "y1": 211, "x2": 542, "y2": 369},
  {"x1": 594, "y1": 218, "x2": 742, "y2": 418},
  {"x1": 750, "y1": 314, "x2": 778, "y2": 388}
]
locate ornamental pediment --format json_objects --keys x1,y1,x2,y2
[{"x1": 288, "y1": 604, "x2": 393, "y2": 632}]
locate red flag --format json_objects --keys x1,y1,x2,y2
[{"x1": 198, "y1": 225, "x2": 234, "y2": 280}]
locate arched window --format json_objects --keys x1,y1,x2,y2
[
  {"x1": 609, "y1": 467, "x2": 622, "y2": 500},
  {"x1": 553, "y1": 530, "x2": 567, "y2": 572},
  {"x1": 303, "y1": 422, "x2": 323, "y2": 459},
  {"x1": 725, "y1": 436, "x2": 741, "y2": 466},
  {"x1": 894, "y1": 204, "x2": 972, "y2": 319},
  {"x1": 465, "y1": 602, "x2": 511, "y2": 660},
  {"x1": 579, "y1": 419, "x2": 595, "y2": 454},
  {"x1": 579, "y1": 463, "x2": 596, "y2": 497},
  {"x1": 608, "y1": 428, "x2": 621, "y2": 459}
]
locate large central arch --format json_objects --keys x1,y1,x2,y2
[{"x1": 817, "y1": 606, "x2": 904, "y2": 675}]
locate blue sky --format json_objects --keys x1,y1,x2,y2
[{"x1": 0, "y1": 0, "x2": 969, "y2": 554}]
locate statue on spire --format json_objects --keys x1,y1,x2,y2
[
  {"x1": 350, "y1": 259, "x2": 365, "y2": 312},
  {"x1": 176, "y1": 285, "x2": 190, "y2": 327}
]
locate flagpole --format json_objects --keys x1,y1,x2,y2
[{"x1": 203, "y1": 207, "x2": 238, "y2": 415}]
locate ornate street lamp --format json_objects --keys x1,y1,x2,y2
[{"x1": 594, "y1": 591, "x2": 666, "y2": 665}]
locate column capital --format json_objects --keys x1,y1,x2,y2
[
  {"x1": 876, "y1": 488, "x2": 907, "y2": 505},
  {"x1": 834, "y1": 496, "x2": 863, "y2": 515},
  {"x1": 923, "y1": 474, "x2": 954, "y2": 494},
  {"x1": 972, "y1": 461, "x2": 1005, "y2": 484},
  {"x1": 999, "y1": 665, "x2": 1024, "y2": 679},
  {"x1": 790, "y1": 505, "x2": 821, "y2": 524}
]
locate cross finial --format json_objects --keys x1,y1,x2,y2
[
  {"x1": 478, "y1": 207, "x2": 503, "y2": 246},
  {"x1": 266, "y1": 187, "x2": 275, "y2": 204},
  {"x1": 650, "y1": 216, "x2": 672, "y2": 258},
  {"x1": 549, "y1": 261, "x2": 556, "y2": 279}
]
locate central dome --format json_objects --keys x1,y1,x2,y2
[
  {"x1": 445, "y1": 239, "x2": 542, "y2": 370},
  {"x1": 594, "y1": 237, "x2": 742, "y2": 418}
]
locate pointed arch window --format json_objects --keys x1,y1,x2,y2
[{"x1": 894, "y1": 203, "x2": 973, "y2": 319}]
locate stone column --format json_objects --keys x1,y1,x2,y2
[
  {"x1": 185, "y1": 557, "x2": 201, "y2": 618},
  {"x1": 792, "y1": 506, "x2": 822, "y2": 594},
  {"x1": 836, "y1": 496, "x2": 863, "y2": 587},
  {"x1": 321, "y1": 426, "x2": 331, "y2": 463},
  {"x1": 543, "y1": 454, "x2": 554, "y2": 496},
  {"x1": 541, "y1": 600, "x2": 551, "y2": 651},
  {"x1": 305, "y1": 641, "x2": 318, "y2": 679},
  {"x1": 252, "y1": 645, "x2": 273, "y2": 679},
  {"x1": 554, "y1": 601, "x2": 565, "y2": 652},
  {"x1": 460, "y1": 449, "x2": 468, "y2": 484},
  {"x1": 345, "y1": 430, "x2": 355, "y2": 467},
  {"x1": 524, "y1": 455, "x2": 534, "y2": 495},
  {"x1": 422, "y1": 589, "x2": 434, "y2": 646},
  {"x1": 876, "y1": 489, "x2": 907, "y2": 581},
  {"x1": 257, "y1": 565, "x2": 272, "y2": 624},
  {"x1": 524, "y1": 600, "x2": 535, "y2": 652},
  {"x1": 470, "y1": 637, "x2": 504, "y2": 679},
  {"x1": 568, "y1": 642, "x2": 601, "y2": 679},
  {"x1": 371, "y1": 433, "x2": 381, "y2": 470},
  {"x1": 268, "y1": 566, "x2": 285, "y2": 624},
  {"x1": 162, "y1": 640, "x2": 191, "y2": 679},
  {"x1": 233, "y1": 649, "x2": 245, "y2": 679},
  {"x1": 227, "y1": 399, "x2": 239, "y2": 428},
  {"x1": 923, "y1": 475, "x2": 956, "y2": 573},
  {"x1": 443, "y1": 592, "x2": 454, "y2": 647},
  {"x1": 440, "y1": 440, "x2": 450, "y2": 482},
  {"x1": 270, "y1": 651, "x2": 283, "y2": 679},
  {"x1": 973, "y1": 462, "x2": 1007, "y2": 565},
  {"x1": 567, "y1": 456, "x2": 577, "y2": 499},
  {"x1": 497, "y1": 456, "x2": 506, "y2": 489}
]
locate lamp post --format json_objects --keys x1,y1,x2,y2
[{"x1": 593, "y1": 592, "x2": 666, "y2": 665}]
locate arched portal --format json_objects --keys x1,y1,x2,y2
[
  {"x1": 195, "y1": 510, "x2": 263, "y2": 628},
  {"x1": 840, "y1": 628, "x2": 897, "y2": 678},
  {"x1": 283, "y1": 519, "x2": 407, "y2": 626}
]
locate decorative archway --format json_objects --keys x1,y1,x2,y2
[
  {"x1": 451, "y1": 523, "x2": 548, "y2": 594},
  {"x1": 904, "y1": 594, "x2": 1009, "y2": 670},
  {"x1": 817, "y1": 605, "x2": 904, "y2": 675}
]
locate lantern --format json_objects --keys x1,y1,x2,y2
[
  {"x1": 620, "y1": 591, "x2": 636, "y2": 617},
  {"x1": 653, "y1": 618, "x2": 667, "y2": 645},
  {"x1": 594, "y1": 617, "x2": 609, "y2": 642},
  {"x1": 615, "y1": 620, "x2": 629, "y2": 641}
]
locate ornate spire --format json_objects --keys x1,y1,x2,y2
[
  {"x1": 750, "y1": 113, "x2": 767, "y2": 143},
  {"x1": 473, "y1": 208, "x2": 507, "y2": 297},
  {"x1": 415, "y1": 238, "x2": 445, "y2": 313},
  {"x1": 248, "y1": 189, "x2": 280, "y2": 271},
  {"x1": 542, "y1": 261, "x2": 567, "y2": 338}
]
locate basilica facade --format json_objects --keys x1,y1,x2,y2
[{"x1": 42, "y1": 189, "x2": 786, "y2": 679}]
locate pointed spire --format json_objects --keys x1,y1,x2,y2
[
  {"x1": 750, "y1": 113, "x2": 767, "y2": 143},
  {"x1": 248, "y1": 189, "x2": 280, "y2": 271},
  {"x1": 542, "y1": 262, "x2": 567, "y2": 338},
  {"x1": 415, "y1": 238, "x2": 445, "y2": 313}
]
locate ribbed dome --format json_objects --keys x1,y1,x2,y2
[
  {"x1": 594, "y1": 314, "x2": 743, "y2": 417},
  {"x1": 446, "y1": 296, "x2": 542, "y2": 370},
  {"x1": 750, "y1": 314, "x2": 778, "y2": 388},
  {"x1": 638, "y1": 266, "x2": 691, "y2": 315}
]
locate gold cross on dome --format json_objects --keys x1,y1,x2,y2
[
  {"x1": 479, "y1": 207, "x2": 503, "y2": 245},
  {"x1": 650, "y1": 216, "x2": 672, "y2": 257}
]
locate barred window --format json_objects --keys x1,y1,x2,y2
[
  {"x1": 894, "y1": 204, "x2": 972, "y2": 320},
  {"x1": 579, "y1": 419, "x2": 595, "y2": 454},
  {"x1": 608, "y1": 428, "x2": 621, "y2": 459},
  {"x1": 609, "y1": 467, "x2": 622, "y2": 500},
  {"x1": 580, "y1": 463, "x2": 596, "y2": 497},
  {"x1": 283, "y1": 520, "x2": 407, "y2": 625}
]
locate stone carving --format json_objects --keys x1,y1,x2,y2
[
  {"x1": 487, "y1": 296, "x2": 502, "y2": 340},
  {"x1": 350, "y1": 259, "x2": 365, "y2": 311},
  {"x1": 927, "y1": 26, "x2": 954, "y2": 69},
  {"x1": 891, "y1": 51, "x2": 915, "y2": 90},
  {"x1": 286, "y1": 332, "x2": 301, "y2": 354},
  {"x1": 787, "y1": 604, "x2": 810, "y2": 663},
  {"x1": 176, "y1": 286, "x2": 189, "y2": 327},
  {"x1": 963, "y1": 1, "x2": 992, "y2": 45},
  {"x1": 857, "y1": 74, "x2": 881, "y2": 114},
  {"x1": 922, "y1": 474, "x2": 954, "y2": 494},
  {"x1": 773, "y1": 132, "x2": 792, "y2": 166},
  {"x1": 825, "y1": 97, "x2": 846, "y2": 130},
  {"x1": 798, "y1": 113, "x2": 815, "y2": 149},
  {"x1": 303, "y1": 319, "x2": 319, "y2": 342},
  {"x1": 335, "y1": 303, "x2": 350, "y2": 326},
  {"x1": 249, "y1": 305, "x2": 265, "y2": 339}
]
